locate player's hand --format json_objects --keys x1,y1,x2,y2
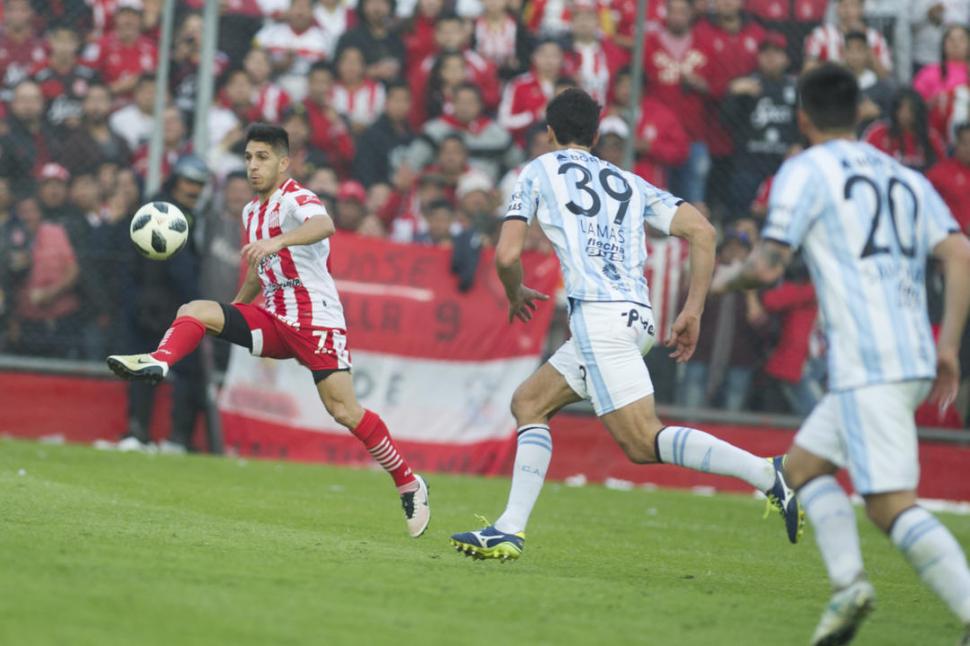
[
  {"x1": 666, "y1": 310, "x2": 700, "y2": 363},
  {"x1": 242, "y1": 237, "x2": 284, "y2": 268},
  {"x1": 928, "y1": 347, "x2": 960, "y2": 412},
  {"x1": 507, "y1": 285, "x2": 550, "y2": 324}
]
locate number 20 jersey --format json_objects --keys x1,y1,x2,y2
[
  {"x1": 763, "y1": 140, "x2": 960, "y2": 391},
  {"x1": 506, "y1": 148, "x2": 684, "y2": 308}
]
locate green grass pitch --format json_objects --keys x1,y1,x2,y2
[{"x1": 1, "y1": 437, "x2": 967, "y2": 645}]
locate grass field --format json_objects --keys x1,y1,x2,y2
[{"x1": 1, "y1": 437, "x2": 967, "y2": 646}]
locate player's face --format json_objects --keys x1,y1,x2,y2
[{"x1": 245, "y1": 141, "x2": 288, "y2": 193}]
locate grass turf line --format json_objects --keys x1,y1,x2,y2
[{"x1": 1, "y1": 438, "x2": 967, "y2": 646}]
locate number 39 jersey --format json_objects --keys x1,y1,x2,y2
[
  {"x1": 763, "y1": 140, "x2": 960, "y2": 390},
  {"x1": 506, "y1": 148, "x2": 684, "y2": 307}
]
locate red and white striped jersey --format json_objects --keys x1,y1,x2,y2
[
  {"x1": 804, "y1": 24, "x2": 892, "y2": 72},
  {"x1": 331, "y1": 80, "x2": 385, "y2": 129},
  {"x1": 242, "y1": 178, "x2": 345, "y2": 329},
  {"x1": 253, "y1": 23, "x2": 331, "y2": 72},
  {"x1": 252, "y1": 82, "x2": 291, "y2": 124},
  {"x1": 644, "y1": 235, "x2": 689, "y2": 344},
  {"x1": 474, "y1": 15, "x2": 518, "y2": 69}
]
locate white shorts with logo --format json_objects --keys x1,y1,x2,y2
[
  {"x1": 794, "y1": 379, "x2": 931, "y2": 495},
  {"x1": 548, "y1": 300, "x2": 658, "y2": 416}
]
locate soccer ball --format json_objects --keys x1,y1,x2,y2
[{"x1": 130, "y1": 201, "x2": 189, "y2": 260}]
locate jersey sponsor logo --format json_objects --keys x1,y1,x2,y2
[
  {"x1": 295, "y1": 193, "x2": 322, "y2": 207},
  {"x1": 264, "y1": 277, "x2": 305, "y2": 294}
]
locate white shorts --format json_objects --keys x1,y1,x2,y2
[
  {"x1": 548, "y1": 300, "x2": 658, "y2": 415},
  {"x1": 794, "y1": 379, "x2": 931, "y2": 495}
]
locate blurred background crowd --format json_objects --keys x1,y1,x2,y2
[{"x1": 0, "y1": 0, "x2": 968, "y2": 425}]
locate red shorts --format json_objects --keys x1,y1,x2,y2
[{"x1": 222, "y1": 302, "x2": 352, "y2": 373}]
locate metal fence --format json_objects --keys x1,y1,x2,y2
[{"x1": 0, "y1": 0, "x2": 968, "y2": 426}]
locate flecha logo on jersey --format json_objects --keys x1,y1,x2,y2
[
  {"x1": 295, "y1": 194, "x2": 322, "y2": 207},
  {"x1": 257, "y1": 253, "x2": 279, "y2": 273}
]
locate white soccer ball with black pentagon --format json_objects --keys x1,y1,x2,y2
[{"x1": 129, "y1": 201, "x2": 189, "y2": 260}]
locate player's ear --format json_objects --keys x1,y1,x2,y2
[
  {"x1": 278, "y1": 153, "x2": 290, "y2": 175},
  {"x1": 796, "y1": 108, "x2": 812, "y2": 140},
  {"x1": 546, "y1": 125, "x2": 557, "y2": 147}
]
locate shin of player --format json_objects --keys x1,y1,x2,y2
[
  {"x1": 107, "y1": 124, "x2": 429, "y2": 538},
  {"x1": 451, "y1": 89, "x2": 803, "y2": 562},
  {"x1": 715, "y1": 64, "x2": 970, "y2": 644}
]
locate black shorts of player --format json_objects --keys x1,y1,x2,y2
[{"x1": 215, "y1": 302, "x2": 348, "y2": 384}]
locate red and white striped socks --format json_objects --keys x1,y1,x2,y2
[
  {"x1": 150, "y1": 316, "x2": 206, "y2": 365},
  {"x1": 351, "y1": 410, "x2": 418, "y2": 493}
]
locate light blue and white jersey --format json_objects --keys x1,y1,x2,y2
[
  {"x1": 763, "y1": 140, "x2": 959, "y2": 391},
  {"x1": 505, "y1": 148, "x2": 683, "y2": 306}
]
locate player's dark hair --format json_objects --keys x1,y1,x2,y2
[
  {"x1": 843, "y1": 30, "x2": 868, "y2": 47},
  {"x1": 797, "y1": 63, "x2": 859, "y2": 132},
  {"x1": 245, "y1": 123, "x2": 289, "y2": 155},
  {"x1": 308, "y1": 60, "x2": 334, "y2": 76},
  {"x1": 385, "y1": 79, "x2": 411, "y2": 95},
  {"x1": 423, "y1": 198, "x2": 453, "y2": 215},
  {"x1": 546, "y1": 87, "x2": 601, "y2": 147},
  {"x1": 434, "y1": 11, "x2": 462, "y2": 26}
]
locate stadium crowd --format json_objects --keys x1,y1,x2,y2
[{"x1": 0, "y1": 0, "x2": 968, "y2": 424}]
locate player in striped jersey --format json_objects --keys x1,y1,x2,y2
[
  {"x1": 715, "y1": 64, "x2": 970, "y2": 645},
  {"x1": 451, "y1": 88, "x2": 804, "y2": 561},
  {"x1": 106, "y1": 124, "x2": 430, "y2": 538}
]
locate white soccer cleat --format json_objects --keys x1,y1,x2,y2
[
  {"x1": 106, "y1": 353, "x2": 169, "y2": 384},
  {"x1": 157, "y1": 439, "x2": 188, "y2": 455},
  {"x1": 116, "y1": 436, "x2": 157, "y2": 454},
  {"x1": 400, "y1": 474, "x2": 430, "y2": 538},
  {"x1": 810, "y1": 577, "x2": 876, "y2": 646}
]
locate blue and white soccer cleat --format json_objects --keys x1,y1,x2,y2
[
  {"x1": 106, "y1": 353, "x2": 169, "y2": 384},
  {"x1": 450, "y1": 520, "x2": 525, "y2": 561},
  {"x1": 764, "y1": 455, "x2": 805, "y2": 544},
  {"x1": 810, "y1": 577, "x2": 875, "y2": 646}
]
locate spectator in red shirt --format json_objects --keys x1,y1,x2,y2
[
  {"x1": 926, "y1": 122, "x2": 970, "y2": 234},
  {"x1": 693, "y1": 0, "x2": 765, "y2": 217},
  {"x1": 409, "y1": 13, "x2": 502, "y2": 126},
  {"x1": 82, "y1": 0, "x2": 157, "y2": 100},
  {"x1": 12, "y1": 195, "x2": 80, "y2": 358},
  {"x1": 863, "y1": 88, "x2": 947, "y2": 172},
  {"x1": 0, "y1": 0, "x2": 47, "y2": 103},
  {"x1": 499, "y1": 37, "x2": 564, "y2": 144},
  {"x1": 643, "y1": 0, "x2": 711, "y2": 203},
  {"x1": 301, "y1": 61, "x2": 355, "y2": 177},
  {"x1": 565, "y1": 0, "x2": 628, "y2": 107},
  {"x1": 757, "y1": 263, "x2": 823, "y2": 417},
  {"x1": 32, "y1": 25, "x2": 100, "y2": 132},
  {"x1": 403, "y1": 0, "x2": 445, "y2": 68}
]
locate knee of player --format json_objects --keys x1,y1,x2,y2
[
  {"x1": 509, "y1": 388, "x2": 537, "y2": 422},
  {"x1": 327, "y1": 401, "x2": 362, "y2": 429},
  {"x1": 621, "y1": 435, "x2": 657, "y2": 464},
  {"x1": 178, "y1": 300, "x2": 221, "y2": 329}
]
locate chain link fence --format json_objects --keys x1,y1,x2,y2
[{"x1": 0, "y1": 0, "x2": 967, "y2": 423}]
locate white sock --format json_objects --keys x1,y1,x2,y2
[
  {"x1": 656, "y1": 426, "x2": 774, "y2": 491},
  {"x1": 799, "y1": 475, "x2": 865, "y2": 589},
  {"x1": 891, "y1": 506, "x2": 970, "y2": 623},
  {"x1": 494, "y1": 425, "x2": 552, "y2": 534}
]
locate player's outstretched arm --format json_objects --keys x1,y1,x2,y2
[
  {"x1": 495, "y1": 219, "x2": 549, "y2": 324},
  {"x1": 232, "y1": 265, "x2": 261, "y2": 305},
  {"x1": 711, "y1": 239, "x2": 793, "y2": 294},
  {"x1": 929, "y1": 233, "x2": 970, "y2": 409},
  {"x1": 666, "y1": 203, "x2": 717, "y2": 362},
  {"x1": 241, "y1": 214, "x2": 336, "y2": 267}
]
